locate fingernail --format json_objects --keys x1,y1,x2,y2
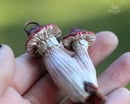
[{"x1": 0, "y1": 44, "x2": 2, "y2": 48}]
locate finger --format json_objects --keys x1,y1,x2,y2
[
  {"x1": 98, "y1": 52, "x2": 130, "y2": 95},
  {"x1": 105, "y1": 87, "x2": 130, "y2": 104},
  {"x1": 89, "y1": 31, "x2": 118, "y2": 66},
  {"x1": 24, "y1": 74, "x2": 64, "y2": 104},
  {"x1": 0, "y1": 87, "x2": 30, "y2": 104},
  {"x1": 12, "y1": 53, "x2": 46, "y2": 94},
  {"x1": 0, "y1": 45, "x2": 15, "y2": 96},
  {"x1": 13, "y1": 31, "x2": 118, "y2": 95}
]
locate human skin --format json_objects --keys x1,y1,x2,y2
[{"x1": 0, "y1": 31, "x2": 130, "y2": 104}]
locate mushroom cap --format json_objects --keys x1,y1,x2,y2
[
  {"x1": 62, "y1": 27, "x2": 96, "y2": 50},
  {"x1": 24, "y1": 22, "x2": 61, "y2": 57}
]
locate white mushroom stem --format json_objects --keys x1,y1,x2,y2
[
  {"x1": 44, "y1": 38, "x2": 105, "y2": 104},
  {"x1": 43, "y1": 37, "x2": 90, "y2": 103},
  {"x1": 72, "y1": 39, "x2": 98, "y2": 87}
]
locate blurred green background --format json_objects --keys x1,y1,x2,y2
[{"x1": 0, "y1": 0, "x2": 130, "y2": 86}]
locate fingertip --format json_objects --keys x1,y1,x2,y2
[
  {"x1": 119, "y1": 52, "x2": 130, "y2": 67},
  {"x1": 0, "y1": 44, "x2": 16, "y2": 67},
  {"x1": 117, "y1": 87, "x2": 130, "y2": 95},
  {"x1": 98, "y1": 52, "x2": 130, "y2": 95},
  {"x1": 0, "y1": 44, "x2": 15, "y2": 58},
  {"x1": 89, "y1": 31, "x2": 119, "y2": 66},
  {"x1": 106, "y1": 87, "x2": 130, "y2": 104},
  {"x1": 96, "y1": 31, "x2": 119, "y2": 50}
]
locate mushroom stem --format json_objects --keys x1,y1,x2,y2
[
  {"x1": 43, "y1": 43, "x2": 90, "y2": 103},
  {"x1": 72, "y1": 39, "x2": 98, "y2": 87},
  {"x1": 71, "y1": 39, "x2": 104, "y2": 104}
]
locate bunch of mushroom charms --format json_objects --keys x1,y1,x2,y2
[{"x1": 24, "y1": 22, "x2": 106, "y2": 104}]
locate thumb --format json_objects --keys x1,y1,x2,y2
[{"x1": 0, "y1": 44, "x2": 15, "y2": 96}]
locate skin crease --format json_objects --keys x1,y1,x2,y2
[{"x1": 0, "y1": 31, "x2": 130, "y2": 104}]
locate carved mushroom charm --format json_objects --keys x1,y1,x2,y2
[
  {"x1": 62, "y1": 27, "x2": 106, "y2": 104},
  {"x1": 24, "y1": 22, "x2": 106, "y2": 104}
]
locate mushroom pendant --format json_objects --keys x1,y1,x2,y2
[{"x1": 24, "y1": 21, "x2": 106, "y2": 104}]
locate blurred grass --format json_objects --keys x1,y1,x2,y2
[{"x1": 0, "y1": 0, "x2": 130, "y2": 87}]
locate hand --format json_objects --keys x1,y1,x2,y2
[{"x1": 0, "y1": 31, "x2": 130, "y2": 104}]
